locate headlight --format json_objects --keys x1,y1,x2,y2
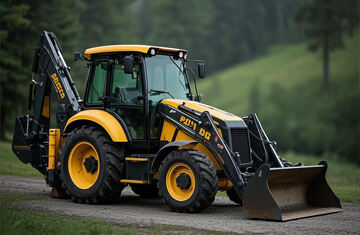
[
  {"x1": 150, "y1": 48, "x2": 156, "y2": 56},
  {"x1": 179, "y1": 51, "x2": 184, "y2": 58}
]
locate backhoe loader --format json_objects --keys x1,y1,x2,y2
[{"x1": 12, "y1": 31, "x2": 342, "y2": 221}]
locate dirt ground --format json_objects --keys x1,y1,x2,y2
[{"x1": 1, "y1": 175, "x2": 359, "y2": 234}]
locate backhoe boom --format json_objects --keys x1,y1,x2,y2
[{"x1": 12, "y1": 31, "x2": 81, "y2": 176}]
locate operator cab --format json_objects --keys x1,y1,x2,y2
[{"x1": 82, "y1": 45, "x2": 197, "y2": 152}]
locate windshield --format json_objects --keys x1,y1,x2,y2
[{"x1": 145, "y1": 55, "x2": 190, "y2": 100}]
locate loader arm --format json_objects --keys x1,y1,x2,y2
[
  {"x1": 158, "y1": 103, "x2": 247, "y2": 199},
  {"x1": 158, "y1": 102, "x2": 342, "y2": 221}
]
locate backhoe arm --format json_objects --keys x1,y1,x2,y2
[
  {"x1": 12, "y1": 31, "x2": 81, "y2": 175},
  {"x1": 31, "y1": 31, "x2": 81, "y2": 133}
]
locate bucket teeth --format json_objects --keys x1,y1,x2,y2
[{"x1": 243, "y1": 162, "x2": 342, "y2": 221}]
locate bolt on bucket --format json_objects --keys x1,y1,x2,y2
[{"x1": 243, "y1": 161, "x2": 342, "y2": 221}]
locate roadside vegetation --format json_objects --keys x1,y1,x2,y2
[
  {"x1": 201, "y1": 36, "x2": 359, "y2": 204},
  {"x1": 199, "y1": 35, "x2": 359, "y2": 163}
]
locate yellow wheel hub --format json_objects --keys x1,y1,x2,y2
[
  {"x1": 166, "y1": 162, "x2": 195, "y2": 201},
  {"x1": 68, "y1": 141, "x2": 100, "y2": 189}
]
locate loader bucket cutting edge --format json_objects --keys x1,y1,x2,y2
[{"x1": 243, "y1": 162, "x2": 342, "y2": 221}]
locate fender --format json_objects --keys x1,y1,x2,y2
[
  {"x1": 64, "y1": 110, "x2": 128, "y2": 142},
  {"x1": 151, "y1": 140, "x2": 197, "y2": 172}
]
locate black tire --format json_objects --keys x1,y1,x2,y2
[
  {"x1": 226, "y1": 187, "x2": 243, "y2": 206},
  {"x1": 59, "y1": 125, "x2": 125, "y2": 204},
  {"x1": 130, "y1": 182, "x2": 159, "y2": 198},
  {"x1": 158, "y1": 149, "x2": 218, "y2": 213}
]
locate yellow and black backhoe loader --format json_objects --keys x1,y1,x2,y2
[{"x1": 12, "y1": 31, "x2": 342, "y2": 221}]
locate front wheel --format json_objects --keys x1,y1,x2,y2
[
  {"x1": 60, "y1": 125, "x2": 125, "y2": 204},
  {"x1": 158, "y1": 149, "x2": 218, "y2": 213}
]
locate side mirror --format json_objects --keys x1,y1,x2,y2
[
  {"x1": 198, "y1": 63, "x2": 205, "y2": 78},
  {"x1": 124, "y1": 56, "x2": 134, "y2": 74},
  {"x1": 74, "y1": 52, "x2": 86, "y2": 61}
]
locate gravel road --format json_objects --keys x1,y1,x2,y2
[{"x1": 1, "y1": 175, "x2": 359, "y2": 234}]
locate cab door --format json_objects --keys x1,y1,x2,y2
[{"x1": 107, "y1": 55, "x2": 147, "y2": 147}]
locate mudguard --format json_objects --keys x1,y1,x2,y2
[
  {"x1": 151, "y1": 140, "x2": 197, "y2": 171},
  {"x1": 64, "y1": 110, "x2": 128, "y2": 142}
]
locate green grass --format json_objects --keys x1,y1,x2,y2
[
  {"x1": 0, "y1": 141, "x2": 42, "y2": 177},
  {"x1": 0, "y1": 194, "x2": 138, "y2": 235},
  {"x1": 198, "y1": 36, "x2": 358, "y2": 116},
  {"x1": 284, "y1": 152, "x2": 360, "y2": 204}
]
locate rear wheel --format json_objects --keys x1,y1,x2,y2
[
  {"x1": 226, "y1": 187, "x2": 243, "y2": 206},
  {"x1": 60, "y1": 125, "x2": 125, "y2": 204},
  {"x1": 158, "y1": 149, "x2": 218, "y2": 213},
  {"x1": 130, "y1": 183, "x2": 159, "y2": 198}
]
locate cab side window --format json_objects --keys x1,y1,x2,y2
[
  {"x1": 87, "y1": 60, "x2": 108, "y2": 105},
  {"x1": 111, "y1": 59, "x2": 142, "y2": 106},
  {"x1": 110, "y1": 56, "x2": 144, "y2": 140}
]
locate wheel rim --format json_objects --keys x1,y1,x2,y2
[
  {"x1": 166, "y1": 162, "x2": 195, "y2": 201},
  {"x1": 68, "y1": 141, "x2": 100, "y2": 189}
]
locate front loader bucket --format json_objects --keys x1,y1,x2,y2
[{"x1": 243, "y1": 162, "x2": 342, "y2": 221}]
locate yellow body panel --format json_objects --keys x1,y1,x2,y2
[
  {"x1": 161, "y1": 99, "x2": 243, "y2": 122},
  {"x1": 160, "y1": 120, "x2": 221, "y2": 170},
  {"x1": 85, "y1": 45, "x2": 187, "y2": 59},
  {"x1": 48, "y1": 129, "x2": 60, "y2": 170},
  {"x1": 120, "y1": 179, "x2": 147, "y2": 184},
  {"x1": 64, "y1": 110, "x2": 128, "y2": 142},
  {"x1": 125, "y1": 157, "x2": 149, "y2": 162}
]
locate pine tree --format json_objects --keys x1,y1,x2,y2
[
  {"x1": 295, "y1": 0, "x2": 358, "y2": 89},
  {"x1": 79, "y1": 0, "x2": 137, "y2": 48},
  {"x1": 0, "y1": 0, "x2": 31, "y2": 139},
  {"x1": 0, "y1": 0, "x2": 83, "y2": 139},
  {"x1": 138, "y1": 0, "x2": 214, "y2": 70}
]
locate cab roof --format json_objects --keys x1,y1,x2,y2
[{"x1": 84, "y1": 45, "x2": 187, "y2": 59}]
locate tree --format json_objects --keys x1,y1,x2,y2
[
  {"x1": 138, "y1": 0, "x2": 214, "y2": 71},
  {"x1": 79, "y1": 0, "x2": 137, "y2": 48},
  {"x1": 0, "y1": 0, "x2": 31, "y2": 139},
  {"x1": 0, "y1": 0, "x2": 83, "y2": 140},
  {"x1": 295, "y1": 0, "x2": 358, "y2": 89}
]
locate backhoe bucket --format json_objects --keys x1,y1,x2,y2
[{"x1": 243, "y1": 162, "x2": 342, "y2": 221}]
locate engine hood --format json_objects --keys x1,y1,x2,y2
[{"x1": 161, "y1": 99, "x2": 242, "y2": 122}]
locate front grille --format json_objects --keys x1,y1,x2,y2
[{"x1": 230, "y1": 128, "x2": 252, "y2": 164}]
